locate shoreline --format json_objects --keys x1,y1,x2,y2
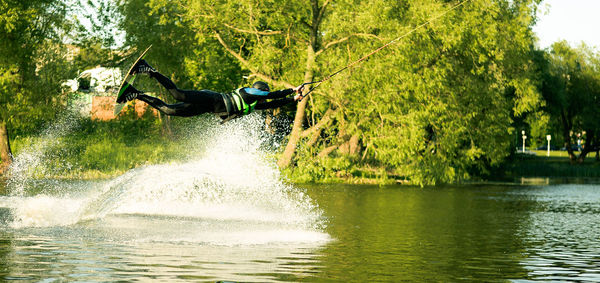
[{"x1": 2, "y1": 144, "x2": 600, "y2": 186}]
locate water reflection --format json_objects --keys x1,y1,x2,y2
[
  {"x1": 0, "y1": 215, "x2": 327, "y2": 282},
  {"x1": 305, "y1": 185, "x2": 535, "y2": 281},
  {"x1": 304, "y1": 184, "x2": 600, "y2": 281}
]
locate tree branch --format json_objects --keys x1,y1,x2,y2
[
  {"x1": 303, "y1": 108, "x2": 337, "y2": 147},
  {"x1": 315, "y1": 33, "x2": 381, "y2": 57},
  {"x1": 301, "y1": 19, "x2": 311, "y2": 29},
  {"x1": 317, "y1": 145, "x2": 337, "y2": 158},
  {"x1": 213, "y1": 31, "x2": 294, "y2": 88},
  {"x1": 214, "y1": 31, "x2": 249, "y2": 66},
  {"x1": 301, "y1": 108, "x2": 336, "y2": 138},
  {"x1": 222, "y1": 23, "x2": 282, "y2": 36},
  {"x1": 316, "y1": 0, "x2": 332, "y2": 27}
]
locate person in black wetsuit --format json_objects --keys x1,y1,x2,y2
[{"x1": 117, "y1": 60, "x2": 304, "y2": 121}]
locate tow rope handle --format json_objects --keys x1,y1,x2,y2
[{"x1": 298, "y1": 81, "x2": 320, "y2": 99}]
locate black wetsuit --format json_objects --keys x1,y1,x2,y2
[{"x1": 137, "y1": 71, "x2": 295, "y2": 120}]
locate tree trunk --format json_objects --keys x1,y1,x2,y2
[
  {"x1": 576, "y1": 130, "x2": 595, "y2": 163},
  {"x1": 162, "y1": 115, "x2": 173, "y2": 137},
  {"x1": 277, "y1": 0, "x2": 326, "y2": 168},
  {"x1": 0, "y1": 121, "x2": 13, "y2": 174},
  {"x1": 303, "y1": 108, "x2": 335, "y2": 147},
  {"x1": 560, "y1": 110, "x2": 576, "y2": 162},
  {"x1": 348, "y1": 134, "x2": 360, "y2": 156},
  {"x1": 156, "y1": 89, "x2": 173, "y2": 138},
  {"x1": 317, "y1": 145, "x2": 337, "y2": 158},
  {"x1": 278, "y1": 41, "x2": 316, "y2": 168}
]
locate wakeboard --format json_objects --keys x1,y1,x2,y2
[{"x1": 114, "y1": 45, "x2": 152, "y2": 115}]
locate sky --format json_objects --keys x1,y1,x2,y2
[{"x1": 533, "y1": 0, "x2": 600, "y2": 49}]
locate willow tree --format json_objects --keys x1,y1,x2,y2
[
  {"x1": 325, "y1": 0, "x2": 544, "y2": 184},
  {"x1": 0, "y1": 0, "x2": 73, "y2": 173}
]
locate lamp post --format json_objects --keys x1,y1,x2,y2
[
  {"x1": 522, "y1": 130, "x2": 527, "y2": 152},
  {"x1": 546, "y1": 135, "x2": 551, "y2": 157}
]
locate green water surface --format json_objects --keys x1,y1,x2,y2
[{"x1": 1, "y1": 183, "x2": 600, "y2": 282}]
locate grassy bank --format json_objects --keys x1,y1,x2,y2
[{"x1": 8, "y1": 116, "x2": 191, "y2": 179}]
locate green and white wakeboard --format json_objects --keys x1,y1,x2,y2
[{"x1": 114, "y1": 45, "x2": 152, "y2": 115}]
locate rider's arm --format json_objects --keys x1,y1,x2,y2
[{"x1": 265, "y1": 88, "x2": 294, "y2": 99}]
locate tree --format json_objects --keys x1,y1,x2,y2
[
  {"x1": 0, "y1": 0, "x2": 74, "y2": 173},
  {"x1": 538, "y1": 41, "x2": 600, "y2": 163},
  {"x1": 305, "y1": 0, "x2": 543, "y2": 184},
  {"x1": 68, "y1": 0, "x2": 126, "y2": 68},
  {"x1": 119, "y1": 0, "x2": 196, "y2": 88}
]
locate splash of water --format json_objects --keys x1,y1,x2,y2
[
  {"x1": 3, "y1": 114, "x2": 328, "y2": 245},
  {"x1": 6, "y1": 112, "x2": 80, "y2": 196}
]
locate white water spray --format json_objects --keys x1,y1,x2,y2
[
  {"x1": 6, "y1": 112, "x2": 80, "y2": 196},
  {"x1": 2, "y1": 114, "x2": 328, "y2": 245}
]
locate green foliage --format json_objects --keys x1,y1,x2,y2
[
  {"x1": 180, "y1": 0, "x2": 311, "y2": 89},
  {"x1": 535, "y1": 41, "x2": 600, "y2": 160},
  {"x1": 119, "y1": 0, "x2": 201, "y2": 91},
  {"x1": 525, "y1": 111, "x2": 551, "y2": 148},
  {"x1": 286, "y1": 153, "x2": 394, "y2": 184},
  {"x1": 0, "y1": 0, "x2": 74, "y2": 135},
  {"x1": 284, "y1": 0, "x2": 543, "y2": 185},
  {"x1": 184, "y1": 37, "x2": 244, "y2": 93}
]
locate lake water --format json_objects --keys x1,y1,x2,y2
[{"x1": 2, "y1": 179, "x2": 600, "y2": 282}]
